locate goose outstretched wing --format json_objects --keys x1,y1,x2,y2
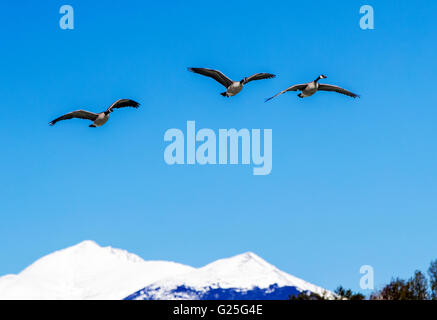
[
  {"x1": 188, "y1": 68, "x2": 233, "y2": 88},
  {"x1": 318, "y1": 84, "x2": 360, "y2": 98},
  {"x1": 265, "y1": 84, "x2": 307, "y2": 102},
  {"x1": 242, "y1": 73, "x2": 276, "y2": 85},
  {"x1": 49, "y1": 110, "x2": 98, "y2": 126},
  {"x1": 107, "y1": 99, "x2": 140, "y2": 112}
]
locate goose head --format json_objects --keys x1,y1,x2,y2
[{"x1": 314, "y1": 74, "x2": 327, "y2": 83}]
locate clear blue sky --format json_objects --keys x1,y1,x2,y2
[{"x1": 0, "y1": 0, "x2": 436, "y2": 294}]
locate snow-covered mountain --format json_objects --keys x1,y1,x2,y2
[
  {"x1": 0, "y1": 241, "x2": 331, "y2": 300},
  {"x1": 125, "y1": 252, "x2": 330, "y2": 300},
  {"x1": 0, "y1": 241, "x2": 194, "y2": 300}
]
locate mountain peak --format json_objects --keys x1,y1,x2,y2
[
  {"x1": 0, "y1": 240, "x2": 194, "y2": 300},
  {"x1": 141, "y1": 251, "x2": 296, "y2": 293},
  {"x1": 233, "y1": 251, "x2": 260, "y2": 260},
  {"x1": 18, "y1": 240, "x2": 145, "y2": 278},
  {"x1": 201, "y1": 251, "x2": 275, "y2": 275},
  {"x1": 75, "y1": 240, "x2": 100, "y2": 249},
  {"x1": 127, "y1": 250, "x2": 332, "y2": 300},
  {"x1": 228, "y1": 252, "x2": 268, "y2": 264}
]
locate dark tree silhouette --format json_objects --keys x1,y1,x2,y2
[
  {"x1": 290, "y1": 259, "x2": 436, "y2": 300},
  {"x1": 289, "y1": 286, "x2": 364, "y2": 300},
  {"x1": 334, "y1": 286, "x2": 365, "y2": 300},
  {"x1": 370, "y1": 271, "x2": 429, "y2": 300},
  {"x1": 289, "y1": 291, "x2": 327, "y2": 300},
  {"x1": 428, "y1": 259, "x2": 437, "y2": 300},
  {"x1": 407, "y1": 271, "x2": 428, "y2": 300},
  {"x1": 370, "y1": 278, "x2": 410, "y2": 300}
]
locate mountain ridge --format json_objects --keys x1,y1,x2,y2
[
  {"x1": 125, "y1": 251, "x2": 331, "y2": 300},
  {"x1": 0, "y1": 241, "x2": 331, "y2": 300}
]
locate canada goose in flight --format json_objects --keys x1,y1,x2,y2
[
  {"x1": 188, "y1": 67, "x2": 276, "y2": 97},
  {"x1": 265, "y1": 75, "x2": 359, "y2": 101},
  {"x1": 49, "y1": 99, "x2": 140, "y2": 127}
]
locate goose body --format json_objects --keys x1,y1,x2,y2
[
  {"x1": 226, "y1": 82, "x2": 244, "y2": 96},
  {"x1": 188, "y1": 67, "x2": 275, "y2": 97},
  {"x1": 266, "y1": 75, "x2": 359, "y2": 101},
  {"x1": 49, "y1": 99, "x2": 140, "y2": 127},
  {"x1": 299, "y1": 79, "x2": 319, "y2": 97},
  {"x1": 90, "y1": 112, "x2": 110, "y2": 127}
]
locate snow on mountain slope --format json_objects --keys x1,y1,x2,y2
[
  {"x1": 0, "y1": 240, "x2": 194, "y2": 300},
  {"x1": 0, "y1": 241, "x2": 331, "y2": 300},
  {"x1": 126, "y1": 252, "x2": 331, "y2": 300}
]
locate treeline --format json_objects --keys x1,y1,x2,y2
[{"x1": 291, "y1": 259, "x2": 437, "y2": 300}]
